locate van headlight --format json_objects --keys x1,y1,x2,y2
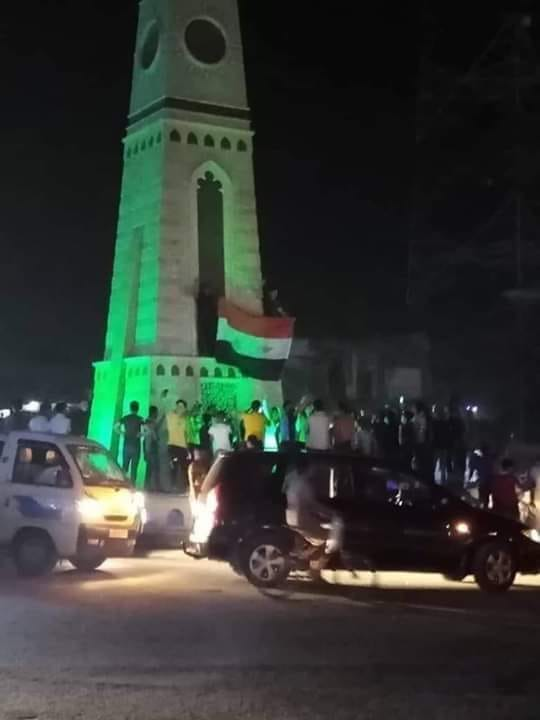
[
  {"x1": 77, "y1": 496, "x2": 103, "y2": 523},
  {"x1": 522, "y1": 528, "x2": 540, "y2": 544}
]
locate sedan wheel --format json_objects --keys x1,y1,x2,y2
[
  {"x1": 242, "y1": 536, "x2": 290, "y2": 589},
  {"x1": 473, "y1": 541, "x2": 516, "y2": 593}
]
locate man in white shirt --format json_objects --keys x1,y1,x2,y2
[
  {"x1": 29, "y1": 402, "x2": 51, "y2": 433},
  {"x1": 282, "y1": 456, "x2": 330, "y2": 542},
  {"x1": 307, "y1": 400, "x2": 331, "y2": 451},
  {"x1": 208, "y1": 413, "x2": 233, "y2": 456},
  {"x1": 49, "y1": 403, "x2": 72, "y2": 435}
]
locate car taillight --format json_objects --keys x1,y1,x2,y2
[
  {"x1": 207, "y1": 486, "x2": 220, "y2": 518},
  {"x1": 190, "y1": 485, "x2": 221, "y2": 544}
]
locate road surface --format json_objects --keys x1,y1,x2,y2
[{"x1": 1, "y1": 551, "x2": 540, "y2": 720}]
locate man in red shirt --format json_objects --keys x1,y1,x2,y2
[{"x1": 491, "y1": 458, "x2": 520, "y2": 521}]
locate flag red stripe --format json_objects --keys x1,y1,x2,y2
[{"x1": 218, "y1": 299, "x2": 294, "y2": 340}]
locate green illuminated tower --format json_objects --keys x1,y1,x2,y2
[{"x1": 89, "y1": 0, "x2": 281, "y2": 454}]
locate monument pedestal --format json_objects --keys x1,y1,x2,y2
[{"x1": 89, "y1": 355, "x2": 283, "y2": 455}]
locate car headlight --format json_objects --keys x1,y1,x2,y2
[
  {"x1": 453, "y1": 521, "x2": 472, "y2": 536},
  {"x1": 77, "y1": 496, "x2": 103, "y2": 523},
  {"x1": 134, "y1": 492, "x2": 146, "y2": 510},
  {"x1": 522, "y1": 528, "x2": 540, "y2": 544}
]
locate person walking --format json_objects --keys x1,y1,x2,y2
[
  {"x1": 355, "y1": 414, "x2": 375, "y2": 456},
  {"x1": 307, "y1": 400, "x2": 331, "y2": 451},
  {"x1": 332, "y1": 401, "x2": 355, "y2": 451},
  {"x1": 411, "y1": 402, "x2": 433, "y2": 482},
  {"x1": 491, "y1": 458, "x2": 520, "y2": 521},
  {"x1": 166, "y1": 399, "x2": 189, "y2": 492},
  {"x1": 466, "y1": 444, "x2": 493, "y2": 508},
  {"x1": 431, "y1": 406, "x2": 450, "y2": 485},
  {"x1": 398, "y1": 409, "x2": 415, "y2": 469},
  {"x1": 116, "y1": 401, "x2": 144, "y2": 482},
  {"x1": 448, "y1": 403, "x2": 466, "y2": 481},
  {"x1": 50, "y1": 402, "x2": 72, "y2": 435}
]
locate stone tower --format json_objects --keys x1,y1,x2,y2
[{"x1": 89, "y1": 0, "x2": 279, "y2": 452}]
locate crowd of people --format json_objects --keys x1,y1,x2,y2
[
  {"x1": 112, "y1": 395, "x2": 465, "y2": 492},
  {"x1": 1, "y1": 393, "x2": 537, "y2": 524},
  {"x1": 113, "y1": 395, "x2": 540, "y2": 523},
  {"x1": 114, "y1": 395, "x2": 367, "y2": 492},
  {"x1": 0, "y1": 401, "x2": 76, "y2": 436}
]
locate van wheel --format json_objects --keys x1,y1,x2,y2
[
  {"x1": 70, "y1": 552, "x2": 107, "y2": 572},
  {"x1": 13, "y1": 531, "x2": 58, "y2": 578},
  {"x1": 473, "y1": 541, "x2": 516, "y2": 593},
  {"x1": 241, "y1": 533, "x2": 291, "y2": 589}
]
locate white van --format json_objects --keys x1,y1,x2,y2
[{"x1": 0, "y1": 432, "x2": 144, "y2": 577}]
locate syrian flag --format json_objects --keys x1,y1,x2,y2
[{"x1": 215, "y1": 299, "x2": 295, "y2": 381}]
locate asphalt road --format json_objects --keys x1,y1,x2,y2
[{"x1": 1, "y1": 552, "x2": 540, "y2": 720}]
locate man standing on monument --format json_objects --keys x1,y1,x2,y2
[
  {"x1": 115, "y1": 401, "x2": 144, "y2": 483},
  {"x1": 166, "y1": 400, "x2": 189, "y2": 492},
  {"x1": 240, "y1": 401, "x2": 266, "y2": 446}
]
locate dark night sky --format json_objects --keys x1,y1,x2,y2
[{"x1": 0, "y1": 1, "x2": 536, "y2": 397}]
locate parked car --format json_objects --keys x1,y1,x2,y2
[
  {"x1": 0, "y1": 432, "x2": 144, "y2": 576},
  {"x1": 185, "y1": 451, "x2": 540, "y2": 592}
]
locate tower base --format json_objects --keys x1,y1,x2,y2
[{"x1": 88, "y1": 355, "x2": 283, "y2": 464}]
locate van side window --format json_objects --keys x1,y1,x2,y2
[
  {"x1": 13, "y1": 441, "x2": 73, "y2": 488},
  {"x1": 0, "y1": 441, "x2": 4, "y2": 456}
]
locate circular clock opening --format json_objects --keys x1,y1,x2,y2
[
  {"x1": 140, "y1": 21, "x2": 160, "y2": 70},
  {"x1": 185, "y1": 18, "x2": 226, "y2": 65}
]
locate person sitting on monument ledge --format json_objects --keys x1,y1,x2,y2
[{"x1": 166, "y1": 400, "x2": 189, "y2": 493}]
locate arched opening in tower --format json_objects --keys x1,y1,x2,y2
[{"x1": 197, "y1": 171, "x2": 225, "y2": 357}]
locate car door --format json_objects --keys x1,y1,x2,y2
[
  {"x1": 390, "y1": 473, "x2": 465, "y2": 571},
  {"x1": 334, "y1": 462, "x2": 406, "y2": 570},
  {"x1": 1, "y1": 439, "x2": 79, "y2": 556}
]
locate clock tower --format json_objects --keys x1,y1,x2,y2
[{"x1": 88, "y1": 0, "x2": 278, "y2": 456}]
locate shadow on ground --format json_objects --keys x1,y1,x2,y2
[{"x1": 259, "y1": 571, "x2": 540, "y2": 619}]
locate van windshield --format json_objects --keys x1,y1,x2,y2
[{"x1": 68, "y1": 445, "x2": 132, "y2": 488}]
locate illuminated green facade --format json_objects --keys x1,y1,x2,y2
[{"x1": 88, "y1": 0, "x2": 281, "y2": 468}]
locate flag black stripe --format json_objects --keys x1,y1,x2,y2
[{"x1": 215, "y1": 341, "x2": 285, "y2": 381}]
